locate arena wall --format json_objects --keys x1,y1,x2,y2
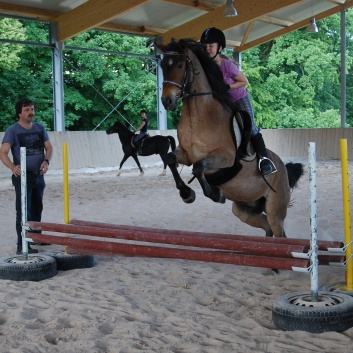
[{"x1": 0, "y1": 128, "x2": 352, "y2": 177}]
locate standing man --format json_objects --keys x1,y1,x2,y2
[
  {"x1": 0, "y1": 98, "x2": 53, "y2": 255},
  {"x1": 133, "y1": 109, "x2": 149, "y2": 154}
]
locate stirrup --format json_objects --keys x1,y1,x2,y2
[{"x1": 258, "y1": 157, "x2": 277, "y2": 176}]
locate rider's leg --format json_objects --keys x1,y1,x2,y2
[{"x1": 251, "y1": 132, "x2": 277, "y2": 176}]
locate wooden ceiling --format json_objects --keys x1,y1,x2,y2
[{"x1": 0, "y1": 0, "x2": 352, "y2": 52}]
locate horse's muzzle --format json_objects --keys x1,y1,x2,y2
[{"x1": 161, "y1": 95, "x2": 179, "y2": 111}]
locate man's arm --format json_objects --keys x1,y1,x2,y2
[
  {"x1": 44, "y1": 140, "x2": 53, "y2": 161},
  {"x1": 0, "y1": 142, "x2": 20, "y2": 175}
]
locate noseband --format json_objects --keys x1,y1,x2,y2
[{"x1": 162, "y1": 52, "x2": 212, "y2": 103}]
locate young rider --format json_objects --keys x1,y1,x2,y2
[{"x1": 200, "y1": 27, "x2": 277, "y2": 176}]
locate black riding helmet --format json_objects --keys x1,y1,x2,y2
[{"x1": 200, "y1": 27, "x2": 226, "y2": 50}]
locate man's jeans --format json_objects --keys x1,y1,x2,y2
[{"x1": 12, "y1": 174, "x2": 46, "y2": 245}]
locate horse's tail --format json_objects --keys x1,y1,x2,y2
[
  {"x1": 285, "y1": 162, "x2": 304, "y2": 189},
  {"x1": 168, "y1": 136, "x2": 177, "y2": 151}
]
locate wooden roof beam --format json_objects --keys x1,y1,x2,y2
[
  {"x1": 55, "y1": 0, "x2": 150, "y2": 42},
  {"x1": 159, "y1": 0, "x2": 306, "y2": 44},
  {"x1": 237, "y1": 1, "x2": 353, "y2": 52},
  {"x1": 0, "y1": 1, "x2": 59, "y2": 21}
]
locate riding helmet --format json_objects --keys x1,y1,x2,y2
[{"x1": 200, "y1": 27, "x2": 226, "y2": 49}]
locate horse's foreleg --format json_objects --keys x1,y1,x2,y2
[
  {"x1": 193, "y1": 161, "x2": 225, "y2": 204},
  {"x1": 166, "y1": 152, "x2": 195, "y2": 203},
  {"x1": 132, "y1": 154, "x2": 144, "y2": 175},
  {"x1": 116, "y1": 154, "x2": 130, "y2": 176}
]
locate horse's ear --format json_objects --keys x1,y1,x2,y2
[{"x1": 155, "y1": 43, "x2": 166, "y2": 53}]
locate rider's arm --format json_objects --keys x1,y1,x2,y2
[{"x1": 135, "y1": 121, "x2": 146, "y2": 132}]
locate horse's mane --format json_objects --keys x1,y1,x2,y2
[{"x1": 163, "y1": 38, "x2": 231, "y2": 107}]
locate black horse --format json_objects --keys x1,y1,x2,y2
[{"x1": 106, "y1": 121, "x2": 176, "y2": 176}]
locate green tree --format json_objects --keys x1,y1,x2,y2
[{"x1": 241, "y1": 10, "x2": 353, "y2": 129}]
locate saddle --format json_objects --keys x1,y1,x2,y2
[
  {"x1": 204, "y1": 111, "x2": 256, "y2": 186},
  {"x1": 131, "y1": 134, "x2": 150, "y2": 155}
]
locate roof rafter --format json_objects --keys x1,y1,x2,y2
[
  {"x1": 159, "y1": 0, "x2": 305, "y2": 45},
  {"x1": 55, "y1": 0, "x2": 150, "y2": 42}
]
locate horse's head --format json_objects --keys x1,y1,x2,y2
[
  {"x1": 106, "y1": 121, "x2": 130, "y2": 135},
  {"x1": 155, "y1": 40, "x2": 195, "y2": 111},
  {"x1": 156, "y1": 39, "x2": 230, "y2": 111}
]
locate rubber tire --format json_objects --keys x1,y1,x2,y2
[
  {"x1": 272, "y1": 291, "x2": 353, "y2": 333},
  {"x1": 0, "y1": 255, "x2": 57, "y2": 281},
  {"x1": 320, "y1": 283, "x2": 353, "y2": 297},
  {"x1": 46, "y1": 252, "x2": 95, "y2": 271}
]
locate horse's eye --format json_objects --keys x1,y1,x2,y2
[{"x1": 177, "y1": 63, "x2": 184, "y2": 69}]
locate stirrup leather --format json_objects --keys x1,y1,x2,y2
[{"x1": 258, "y1": 157, "x2": 277, "y2": 176}]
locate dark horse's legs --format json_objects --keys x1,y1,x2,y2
[
  {"x1": 166, "y1": 152, "x2": 196, "y2": 203},
  {"x1": 117, "y1": 153, "x2": 143, "y2": 176},
  {"x1": 166, "y1": 152, "x2": 225, "y2": 204},
  {"x1": 192, "y1": 160, "x2": 225, "y2": 203}
]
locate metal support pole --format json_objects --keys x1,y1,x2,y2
[
  {"x1": 340, "y1": 8, "x2": 347, "y2": 127},
  {"x1": 309, "y1": 142, "x2": 319, "y2": 301},
  {"x1": 20, "y1": 147, "x2": 28, "y2": 259}
]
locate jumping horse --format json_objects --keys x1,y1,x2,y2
[
  {"x1": 106, "y1": 121, "x2": 176, "y2": 176},
  {"x1": 156, "y1": 39, "x2": 304, "y2": 238}
]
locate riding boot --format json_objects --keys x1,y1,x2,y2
[
  {"x1": 251, "y1": 133, "x2": 277, "y2": 176},
  {"x1": 136, "y1": 142, "x2": 143, "y2": 155}
]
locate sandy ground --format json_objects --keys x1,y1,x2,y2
[{"x1": 0, "y1": 159, "x2": 353, "y2": 353}]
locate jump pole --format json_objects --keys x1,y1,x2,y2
[
  {"x1": 69, "y1": 219, "x2": 343, "y2": 251},
  {"x1": 26, "y1": 221, "x2": 307, "y2": 258},
  {"x1": 27, "y1": 232, "x2": 310, "y2": 271}
]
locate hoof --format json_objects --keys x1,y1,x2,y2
[
  {"x1": 181, "y1": 188, "x2": 196, "y2": 203},
  {"x1": 116, "y1": 170, "x2": 121, "y2": 177},
  {"x1": 159, "y1": 169, "x2": 167, "y2": 176},
  {"x1": 210, "y1": 191, "x2": 225, "y2": 204},
  {"x1": 139, "y1": 171, "x2": 144, "y2": 176}
]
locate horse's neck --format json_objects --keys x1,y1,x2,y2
[
  {"x1": 119, "y1": 131, "x2": 133, "y2": 143},
  {"x1": 183, "y1": 51, "x2": 230, "y2": 126}
]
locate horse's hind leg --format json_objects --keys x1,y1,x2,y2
[
  {"x1": 159, "y1": 153, "x2": 167, "y2": 176},
  {"x1": 231, "y1": 201, "x2": 273, "y2": 237},
  {"x1": 265, "y1": 194, "x2": 288, "y2": 238}
]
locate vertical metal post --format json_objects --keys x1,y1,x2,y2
[
  {"x1": 340, "y1": 8, "x2": 346, "y2": 127},
  {"x1": 50, "y1": 22, "x2": 65, "y2": 132},
  {"x1": 308, "y1": 142, "x2": 319, "y2": 301},
  {"x1": 20, "y1": 147, "x2": 28, "y2": 259},
  {"x1": 156, "y1": 57, "x2": 167, "y2": 130}
]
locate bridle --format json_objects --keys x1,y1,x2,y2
[{"x1": 161, "y1": 51, "x2": 213, "y2": 104}]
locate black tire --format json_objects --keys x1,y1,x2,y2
[
  {"x1": 272, "y1": 291, "x2": 353, "y2": 333},
  {"x1": 0, "y1": 255, "x2": 57, "y2": 281},
  {"x1": 46, "y1": 252, "x2": 95, "y2": 271},
  {"x1": 320, "y1": 282, "x2": 353, "y2": 297}
]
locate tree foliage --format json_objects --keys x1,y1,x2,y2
[{"x1": 0, "y1": 10, "x2": 352, "y2": 132}]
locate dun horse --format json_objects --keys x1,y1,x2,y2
[
  {"x1": 156, "y1": 39, "x2": 304, "y2": 238},
  {"x1": 106, "y1": 121, "x2": 176, "y2": 176}
]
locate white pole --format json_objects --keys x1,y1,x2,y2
[
  {"x1": 20, "y1": 147, "x2": 29, "y2": 259},
  {"x1": 308, "y1": 142, "x2": 319, "y2": 301}
]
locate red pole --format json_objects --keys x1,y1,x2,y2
[
  {"x1": 29, "y1": 233, "x2": 310, "y2": 271},
  {"x1": 69, "y1": 219, "x2": 343, "y2": 251},
  {"x1": 26, "y1": 222, "x2": 307, "y2": 258}
]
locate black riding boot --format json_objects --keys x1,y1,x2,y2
[{"x1": 251, "y1": 133, "x2": 277, "y2": 176}]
